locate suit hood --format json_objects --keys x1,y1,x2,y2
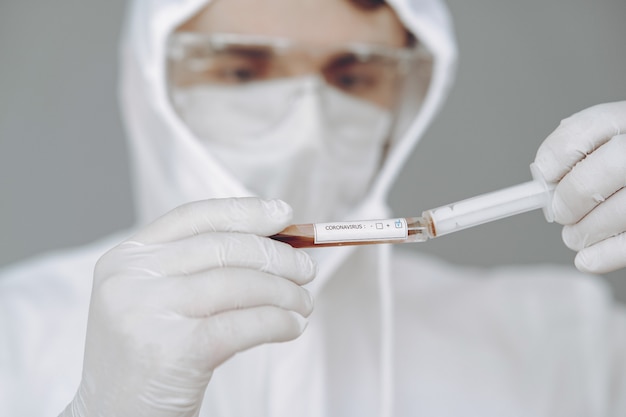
[{"x1": 119, "y1": 0, "x2": 457, "y2": 225}]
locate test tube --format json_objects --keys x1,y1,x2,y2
[
  {"x1": 270, "y1": 217, "x2": 429, "y2": 248},
  {"x1": 270, "y1": 163, "x2": 556, "y2": 248}
]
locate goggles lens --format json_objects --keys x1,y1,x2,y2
[{"x1": 167, "y1": 32, "x2": 426, "y2": 109}]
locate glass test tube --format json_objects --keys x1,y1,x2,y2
[{"x1": 270, "y1": 217, "x2": 429, "y2": 248}]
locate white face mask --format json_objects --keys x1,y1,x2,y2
[{"x1": 171, "y1": 76, "x2": 392, "y2": 223}]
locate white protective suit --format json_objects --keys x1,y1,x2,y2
[{"x1": 2, "y1": 0, "x2": 626, "y2": 416}]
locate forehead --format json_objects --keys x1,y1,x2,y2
[{"x1": 178, "y1": 0, "x2": 408, "y2": 48}]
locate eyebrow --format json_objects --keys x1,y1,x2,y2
[{"x1": 323, "y1": 51, "x2": 390, "y2": 71}]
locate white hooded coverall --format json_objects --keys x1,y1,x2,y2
[{"x1": 1, "y1": 0, "x2": 626, "y2": 416}]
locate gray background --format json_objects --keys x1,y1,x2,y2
[{"x1": 1, "y1": 0, "x2": 625, "y2": 299}]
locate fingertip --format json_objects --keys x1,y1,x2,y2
[
  {"x1": 265, "y1": 310, "x2": 309, "y2": 342},
  {"x1": 576, "y1": 234, "x2": 626, "y2": 274},
  {"x1": 534, "y1": 146, "x2": 562, "y2": 183},
  {"x1": 574, "y1": 250, "x2": 597, "y2": 274},
  {"x1": 302, "y1": 289, "x2": 315, "y2": 317},
  {"x1": 574, "y1": 245, "x2": 617, "y2": 275},
  {"x1": 562, "y1": 225, "x2": 584, "y2": 251},
  {"x1": 293, "y1": 312, "x2": 309, "y2": 334},
  {"x1": 263, "y1": 199, "x2": 293, "y2": 222},
  {"x1": 551, "y1": 191, "x2": 578, "y2": 225}
]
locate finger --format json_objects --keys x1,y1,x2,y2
[
  {"x1": 200, "y1": 306, "x2": 308, "y2": 369},
  {"x1": 105, "y1": 232, "x2": 317, "y2": 283},
  {"x1": 535, "y1": 101, "x2": 626, "y2": 182},
  {"x1": 129, "y1": 198, "x2": 293, "y2": 245},
  {"x1": 562, "y1": 187, "x2": 626, "y2": 251},
  {"x1": 159, "y1": 268, "x2": 314, "y2": 318},
  {"x1": 551, "y1": 134, "x2": 626, "y2": 224},
  {"x1": 574, "y1": 233, "x2": 626, "y2": 274}
]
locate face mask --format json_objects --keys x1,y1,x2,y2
[{"x1": 171, "y1": 76, "x2": 392, "y2": 223}]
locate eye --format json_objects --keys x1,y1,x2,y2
[
  {"x1": 323, "y1": 53, "x2": 395, "y2": 96},
  {"x1": 329, "y1": 70, "x2": 375, "y2": 91},
  {"x1": 324, "y1": 62, "x2": 387, "y2": 97},
  {"x1": 173, "y1": 46, "x2": 275, "y2": 86},
  {"x1": 212, "y1": 60, "x2": 265, "y2": 84}
]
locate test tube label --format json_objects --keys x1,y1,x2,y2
[{"x1": 314, "y1": 218, "x2": 408, "y2": 244}]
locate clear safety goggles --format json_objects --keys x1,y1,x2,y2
[{"x1": 166, "y1": 32, "x2": 428, "y2": 110}]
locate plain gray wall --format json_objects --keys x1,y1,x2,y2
[{"x1": 1, "y1": 0, "x2": 625, "y2": 299}]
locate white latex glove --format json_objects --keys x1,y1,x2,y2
[
  {"x1": 60, "y1": 197, "x2": 316, "y2": 417},
  {"x1": 534, "y1": 101, "x2": 626, "y2": 274}
]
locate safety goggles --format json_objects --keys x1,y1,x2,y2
[{"x1": 166, "y1": 32, "x2": 428, "y2": 109}]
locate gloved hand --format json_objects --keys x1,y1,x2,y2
[
  {"x1": 534, "y1": 101, "x2": 626, "y2": 274},
  {"x1": 60, "y1": 197, "x2": 316, "y2": 417}
]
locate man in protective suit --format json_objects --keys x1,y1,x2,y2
[{"x1": 2, "y1": 0, "x2": 626, "y2": 416}]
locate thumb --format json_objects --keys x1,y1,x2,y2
[{"x1": 130, "y1": 197, "x2": 293, "y2": 244}]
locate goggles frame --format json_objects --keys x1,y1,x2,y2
[
  {"x1": 167, "y1": 31, "x2": 426, "y2": 68},
  {"x1": 166, "y1": 32, "x2": 430, "y2": 108}
]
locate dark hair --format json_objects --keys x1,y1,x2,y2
[
  {"x1": 349, "y1": 0, "x2": 416, "y2": 47},
  {"x1": 350, "y1": 0, "x2": 387, "y2": 10}
]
